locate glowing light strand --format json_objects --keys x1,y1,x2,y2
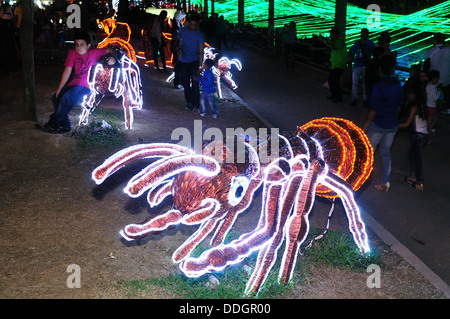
[{"x1": 212, "y1": 0, "x2": 450, "y2": 67}]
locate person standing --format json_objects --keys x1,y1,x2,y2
[
  {"x1": 283, "y1": 21, "x2": 297, "y2": 70},
  {"x1": 0, "y1": 0, "x2": 13, "y2": 24},
  {"x1": 170, "y1": 10, "x2": 182, "y2": 89},
  {"x1": 216, "y1": 15, "x2": 229, "y2": 51},
  {"x1": 0, "y1": 0, "x2": 19, "y2": 73},
  {"x1": 176, "y1": 11, "x2": 204, "y2": 111},
  {"x1": 150, "y1": 10, "x2": 168, "y2": 72},
  {"x1": 425, "y1": 33, "x2": 450, "y2": 115},
  {"x1": 13, "y1": 0, "x2": 22, "y2": 31},
  {"x1": 425, "y1": 70, "x2": 441, "y2": 133},
  {"x1": 398, "y1": 88, "x2": 429, "y2": 191},
  {"x1": 198, "y1": 59, "x2": 218, "y2": 118},
  {"x1": 362, "y1": 55, "x2": 404, "y2": 192},
  {"x1": 325, "y1": 27, "x2": 347, "y2": 103},
  {"x1": 349, "y1": 28, "x2": 375, "y2": 106}
]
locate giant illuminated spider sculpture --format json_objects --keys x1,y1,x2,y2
[{"x1": 92, "y1": 117, "x2": 373, "y2": 295}]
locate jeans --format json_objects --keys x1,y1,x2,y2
[
  {"x1": 48, "y1": 85, "x2": 91, "y2": 129},
  {"x1": 409, "y1": 132, "x2": 428, "y2": 183},
  {"x1": 352, "y1": 66, "x2": 367, "y2": 101},
  {"x1": 150, "y1": 37, "x2": 166, "y2": 69},
  {"x1": 442, "y1": 84, "x2": 450, "y2": 110},
  {"x1": 173, "y1": 62, "x2": 181, "y2": 87},
  {"x1": 284, "y1": 43, "x2": 295, "y2": 68},
  {"x1": 179, "y1": 60, "x2": 200, "y2": 108},
  {"x1": 328, "y1": 68, "x2": 344, "y2": 101},
  {"x1": 200, "y1": 92, "x2": 217, "y2": 116},
  {"x1": 366, "y1": 122, "x2": 397, "y2": 184}
]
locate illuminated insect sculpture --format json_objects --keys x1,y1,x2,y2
[
  {"x1": 96, "y1": 16, "x2": 136, "y2": 62},
  {"x1": 78, "y1": 13, "x2": 142, "y2": 129},
  {"x1": 79, "y1": 50, "x2": 143, "y2": 129},
  {"x1": 92, "y1": 117, "x2": 373, "y2": 295},
  {"x1": 203, "y1": 46, "x2": 242, "y2": 98}
]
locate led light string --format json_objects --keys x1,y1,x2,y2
[
  {"x1": 304, "y1": 198, "x2": 335, "y2": 250},
  {"x1": 211, "y1": 0, "x2": 450, "y2": 67}
]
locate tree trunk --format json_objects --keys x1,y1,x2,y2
[
  {"x1": 20, "y1": 0, "x2": 37, "y2": 122},
  {"x1": 267, "y1": 0, "x2": 274, "y2": 49},
  {"x1": 238, "y1": 0, "x2": 244, "y2": 26}
]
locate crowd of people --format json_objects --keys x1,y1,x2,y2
[
  {"x1": 35, "y1": 8, "x2": 231, "y2": 134},
  {"x1": 271, "y1": 22, "x2": 448, "y2": 193},
  {"x1": 4, "y1": 1, "x2": 448, "y2": 193},
  {"x1": 0, "y1": 0, "x2": 22, "y2": 73},
  {"x1": 151, "y1": 9, "x2": 230, "y2": 117},
  {"x1": 320, "y1": 28, "x2": 449, "y2": 193}
]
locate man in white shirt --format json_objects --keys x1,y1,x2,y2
[{"x1": 425, "y1": 33, "x2": 450, "y2": 114}]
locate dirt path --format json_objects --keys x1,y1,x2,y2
[{"x1": 0, "y1": 62, "x2": 445, "y2": 299}]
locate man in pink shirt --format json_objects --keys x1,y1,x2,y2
[{"x1": 37, "y1": 31, "x2": 116, "y2": 133}]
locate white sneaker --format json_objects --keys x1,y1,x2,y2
[
  {"x1": 375, "y1": 182, "x2": 390, "y2": 192},
  {"x1": 212, "y1": 114, "x2": 218, "y2": 119},
  {"x1": 200, "y1": 113, "x2": 207, "y2": 117}
]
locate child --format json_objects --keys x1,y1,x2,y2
[
  {"x1": 199, "y1": 59, "x2": 218, "y2": 118},
  {"x1": 37, "y1": 31, "x2": 116, "y2": 133},
  {"x1": 398, "y1": 88, "x2": 428, "y2": 190},
  {"x1": 425, "y1": 69, "x2": 441, "y2": 133}
]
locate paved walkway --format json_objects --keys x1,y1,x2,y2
[{"x1": 215, "y1": 45, "x2": 450, "y2": 297}]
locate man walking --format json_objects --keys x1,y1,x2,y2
[
  {"x1": 349, "y1": 28, "x2": 375, "y2": 106},
  {"x1": 176, "y1": 11, "x2": 204, "y2": 111},
  {"x1": 362, "y1": 55, "x2": 404, "y2": 192},
  {"x1": 425, "y1": 33, "x2": 450, "y2": 115}
]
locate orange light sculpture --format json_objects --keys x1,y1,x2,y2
[
  {"x1": 92, "y1": 118, "x2": 373, "y2": 296},
  {"x1": 97, "y1": 18, "x2": 136, "y2": 62}
]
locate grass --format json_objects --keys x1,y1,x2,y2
[
  {"x1": 118, "y1": 227, "x2": 382, "y2": 299},
  {"x1": 74, "y1": 106, "x2": 126, "y2": 150},
  {"x1": 301, "y1": 228, "x2": 381, "y2": 271}
]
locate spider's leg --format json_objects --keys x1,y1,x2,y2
[
  {"x1": 169, "y1": 199, "x2": 222, "y2": 262},
  {"x1": 121, "y1": 75, "x2": 133, "y2": 129},
  {"x1": 179, "y1": 182, "x2": 281, "y2": 278},
  {"x1": 172, "y1": 216, "x2": 221, "y2": 263},
  {"x1": 279, "y1": 159, "x2": 324, "y2": 285},
  {"x1": 244, "y1": 174, "x2": 303, "y2": 296},
  {"x1": 322, "y1": 174, "x2": 370, "y2": 254},
  {"x1": 79, "y1": 90, "x2": 96, "y2": 126},
  {"x1": 147, "y1": 179, "x2": 173, "y2": 207},
  {"x1": 121, "y1": 209, "x2": 183, "y2": 240},
  {"x1": 92, "y1": 143, "x2": 192, "y2": 184}
]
